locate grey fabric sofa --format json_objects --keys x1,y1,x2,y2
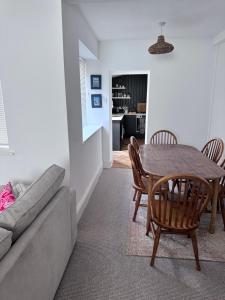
[{"x1": 0, "y1": 165, "x2": 77, "y2": 300}]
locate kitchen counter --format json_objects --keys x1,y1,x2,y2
[
  {"x1": 112, "y1": 112, "x2": 146, "y2": 150},
  {"x1": 112, "y1": 112, "x2": 146, "y2": 121},
  {"x1": 112, "y1": 114, "x2": 124, "y2": 121},
  {"x1": 112, "y1": 115, "x2": 124, "y2": 150}
]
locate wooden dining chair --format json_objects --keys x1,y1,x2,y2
[
  {"x1": 150, "y1": 130, "x2": 177, "y2": 145},
  {"x1": 219, "y1": 159, "x2": 225, "y2": 230},
  {"x1": 128, "y1": 144, "x2": 168, "y2": 220},
  {"x1": 201, "y1": 138, "x2": 224, "y2": 163},
  {"x1": 147, "y1": 174, "x2": 211, "y2": 271},
  {"x1": 130, "y1": 136, "x2": 140, "y2": 153},
  {"x1": 128, "y1": 143, "x2": 149, "y2": 220}
]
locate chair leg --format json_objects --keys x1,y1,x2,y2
[
  {"x1": 146, "y1": 220, "x2": 155, "y2": 238},
  {"x1": 219, "y1": 197, "x2": 225, "y2": 231},
  {"x1": 133, "y1": 189, "x2": 137, "y2": 202},
  {"x1": 146, "y1": 220, "x2": 151, "y2": 236},
  {"x1": 150, "y1": 226, "x2": 161, "y2": 267},
  {"x1": 133, "y1": 191, "x2": 141, "y2": 222},
  {"x1": 190, "y1": 231, "x2": 201, "y2": 271}
]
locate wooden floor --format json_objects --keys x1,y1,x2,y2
[{"x1": 112, "y1": 138, "x2": 144, "y2": 169}]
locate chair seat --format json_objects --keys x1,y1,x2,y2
[
  {"x1": 141, "y1": 177, "x2": 169, "y2": 194},
  {"x1": 151, "y1": 200, "x2": 199, "y2": 231}
]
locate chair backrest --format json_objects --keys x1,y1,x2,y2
[
  {"x1": 201, "y1": 138, "x2": 224, "y2": 163},
  {"x1": 128, "y1": 144, "x2": 146, "y2": 190},
  {"x1": 148, "y1": 174, "x2": 211, "y2": 231},
  {"x1": 220, "y1": 159, "x2": 225, "y2": 190},
  {"x1": 150, "y1": 130, "x2": 177, "y2": 145},
  {"x1": 130, "y1": 136, "x2": 139, "y2": 153}
]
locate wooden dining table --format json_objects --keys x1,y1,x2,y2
[{"x1": 139, "y1": 144, "x2": 225, "y2": 234}]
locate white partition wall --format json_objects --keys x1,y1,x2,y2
[
  {"x1": 62, "y1": 2, "x2": 103, "y2": 219},
  {"x1": 0, "y1": 0, "x2": 70, "y2": 183},
  {"x1": 209, "y1": 31, "x2": 225, "y2": 155}
]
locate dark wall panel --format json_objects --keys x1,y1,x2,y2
[{"x1": 112, "y1": 74, "x2": 147, "y2": 112}]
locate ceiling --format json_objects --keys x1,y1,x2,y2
[{"x1": 69, "y1": 0, "x2": 225, "y2": 40}]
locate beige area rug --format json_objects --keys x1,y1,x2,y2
[{"x1": 127, "y1": 197, "x2": 225, "y2": 262}]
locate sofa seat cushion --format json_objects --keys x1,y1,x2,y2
[
  {"x1": 0, "y1": 228, "x2": 12, "y2": 260},
  {"x1": 0, "y1": 164, "x2": 65, "y2": 241}
]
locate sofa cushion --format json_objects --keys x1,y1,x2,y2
[
  {"x1": 12, "y1": 183, "x2": 28, "y2": 198},
  {"x1": 0, "y1": 164, "x2": 65, "y2": 241},
  {"x1": 0, "y1": 228, "x2": 12, "y2": 260}
]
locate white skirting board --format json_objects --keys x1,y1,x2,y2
[
  {"x1": 76, "y1": 165, "x2": 103, "y2": 222},
  {"x1": 103, "y1": 160, "x2": 112, "y2": 168}
]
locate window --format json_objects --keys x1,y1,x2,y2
[
  {"x1": 78, "y1": 41, "x2": 102, "y2": 142},
  {"x1": 0, "y1": 81, "x2": 9, "y2": 147},
  {"x1": 79, "y1": 57, "x2": 87, "y2": 126}
]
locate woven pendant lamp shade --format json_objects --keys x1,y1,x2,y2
[
  {"x1": 148, "y1": 22, "x2": 174, "y2": 55},
  {"x1": 148, "y1": 35, "x2": 174, "y2": 54}
]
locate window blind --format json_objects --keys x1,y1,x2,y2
[
  {"x1": 79, "y1": 58, "x2": 86, "y2": 125},
  {"x1": 0, "y1": 81, "x2": 9, "y2": 146}
]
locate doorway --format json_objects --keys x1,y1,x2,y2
[{"x1": 110, "y1": 71, "x2": 150, "y2": 168}]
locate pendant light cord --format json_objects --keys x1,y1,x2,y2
[{"x1": 159, "y1": 21, "x2": 166, "y2": 35}]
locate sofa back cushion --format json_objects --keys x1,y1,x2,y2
[
  {"x1": 0, "y1": 228, "x2": 12, "y2": 260},
  {"x1": 0, "y1": 165, "x2": 65, "y2": 241},
  {"x1": 13, "y1": 183, "x2": 28, "y2": 198}
]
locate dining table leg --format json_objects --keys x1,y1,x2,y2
[{"x1": 209, "y1": 178, "x2": 219, "y2": 234}]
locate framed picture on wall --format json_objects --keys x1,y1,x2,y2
[
  {"x1": 91, "y1": 94, "x2": 102, "y2": 108},
  {"x1": 91, "y1": 75, "x2": 101, "y2": 89}
]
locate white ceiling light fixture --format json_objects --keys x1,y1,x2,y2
[{"x1": 148, "y1": 22, "x2": 174, "y2": 55}]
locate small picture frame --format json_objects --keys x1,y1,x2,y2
[
  {"x1": 91, "y1": 94, "x2": 102, "y2": 108},
  {"x1": 91, "y1": 75, "x2": 101, "y2": 89}
]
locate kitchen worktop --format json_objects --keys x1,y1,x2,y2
[
  {"x1": 112, "y1": 114, "x2": 124, "y2": 121},
  {"x1": 112, "y1": 112, "x2": 146, "y2": 150},
  {"x1": 112, "y1": 112, "x2": 146, "y2": 121}
]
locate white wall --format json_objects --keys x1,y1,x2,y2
[
  {"x1": 88, "y1": 38, "x2": 214, "y2": 166},
  {"x1": 62, "y1": 2, "x2": 103, "y2": 217},
  {"x1": 0, "y1": 0, "x2": 70, "y2": 183},
  {"x1": 0, "y1": 0, "x2": 102, "y2": 220},
  {"x1": 208, "y1": 31, "x2": 225, "y2": 159},
  {"x1": 85, "y1": 61, "x2": 110, "y2": 167}
]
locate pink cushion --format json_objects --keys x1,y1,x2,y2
[{"x1": 0, "y1": 182, "x2": 15, "y2": 213}]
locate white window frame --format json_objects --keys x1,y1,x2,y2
[
  {"x1": 79, "y1": 52, "x2": 102, "y2": 143},
  {"x1": 79, "y1": 57, "x2": 87, "y2": 127}
]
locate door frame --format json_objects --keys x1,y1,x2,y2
[{"x1": 109, "y1": 70, "x2": 151, "y2": 158}]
